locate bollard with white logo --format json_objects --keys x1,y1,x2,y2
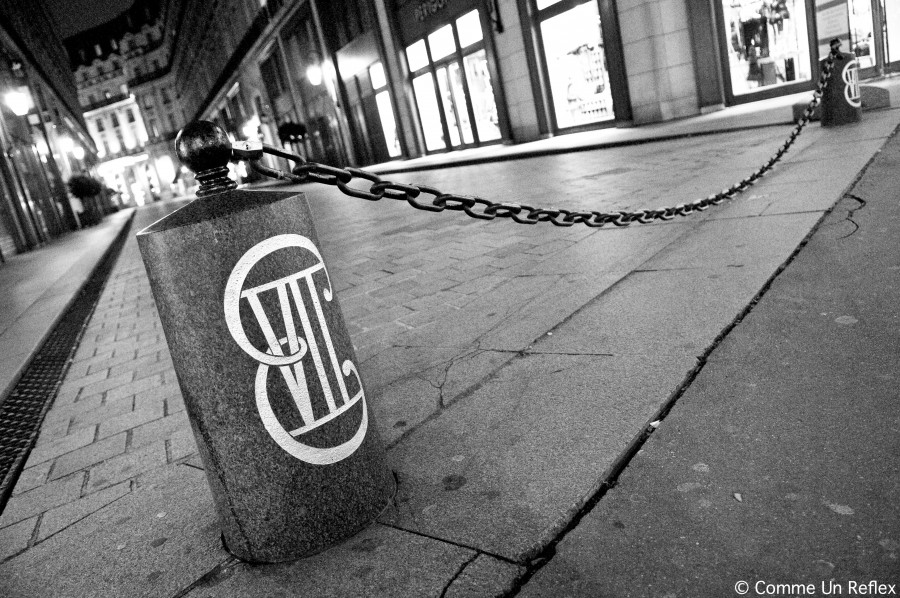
[
  {"x1": 820, "y1": 40, "x2": 862, "y2": 126},
  {"x1": 136, "y1": 121, "x2": 394, "y2": 563}
]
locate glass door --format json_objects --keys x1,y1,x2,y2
[
  {"x1": 436, "y1": 63, "x2": 474, "y2": 147},
  {"x1": 405, "y1": 9, "x2": 502, "y2": 153}
]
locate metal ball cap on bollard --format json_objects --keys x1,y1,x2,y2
[
  {"x1": 136, "y1": 121, "x2": 394, "y2": 563},
  {"x1": 820, "y1": 39, "x2": 862, "y2": 127}
]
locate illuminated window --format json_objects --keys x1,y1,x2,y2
[
  {"x1": 369, "y1": 62, "x2": 387, "y2": 90},
  {"x1": 720, "y1": 0, "x2": 812, "y2": 95},
  {"x1": 464, "y1": 50, "x2": 500, "y2": 141},
  {"x1": 456, "y1": 11, "x2": 483, "y2": 48},
  {"x1": 413, "y1": 74, "x2": 445, "y2": 151},
  {"x1": 406, "y1": 40, "x2": 429, "y2": 72},
  {"x1": 428, "y1": 25, "x2": 456, "y2": 61},
  {"x1": 375, "y1": 91, "x2": 401, "y2": 157},
  {"x1": 540, "y1": 1, "x2": 614, "y2": 127}
]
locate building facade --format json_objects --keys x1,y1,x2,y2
[
  {"x1": 167, "y1": 0, "x2": 896, "y2": 169},
  {"x1": 65, "y1": 0, "x2": 187, "y2": 206},
  {"x1": 0, "y1": 0, "x2": 96, "y2": 260}
]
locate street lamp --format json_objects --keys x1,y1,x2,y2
[
  {"x1": 58, "y1": 136, "x2": 74, "y2": 153},
  {"x1": 241, "y1": 114, "x2": 261, "y2": 139},
  {"x1": 71, "y1": 145, "x2": 85, "y2": 160},
  {"x1": 3, "y1": 89, "x2": 32, "y2": 116},
  {"x1": 306, "y1": 63, "x2": 323, "y2": 86}
]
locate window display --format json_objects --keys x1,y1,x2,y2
[
  {"x1": 887, "y1": 0, "x2": 900, "y2": 63},
  {"x1": 721, "y1": 0, "x2": 811, "y2": 95},
  {"x1": 539, "y1": 1, "x2": 614, "y2": 128},
  {"x1": 848, "y1": 0, "x2": 875, "y2": 68}
]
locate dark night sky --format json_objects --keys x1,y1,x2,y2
[{"x1": 43, "y1": 0, "x2": 136, "y2": 38}]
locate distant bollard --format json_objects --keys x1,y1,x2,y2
[
  {"x1": 136, "y1": 121, "x2": 394, "y2": 563},
  {"x1": 820, "y1": 41, "x2": 862, "y2": 127}
]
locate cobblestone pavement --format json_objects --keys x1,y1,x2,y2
[{"x1": 0, "y1": 115, "x2": 890, "y2": 574}]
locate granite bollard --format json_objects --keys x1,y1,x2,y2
[
  {"x1": 135, "y1": 121, "x2": 394, "y2": 563},
  {"x1": 820, "y1": 42, "x2": 862, "y2": 127}
]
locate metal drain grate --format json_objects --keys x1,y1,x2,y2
[{"x1": 0, "y1": 217, "x2": 133, "y2": 512}]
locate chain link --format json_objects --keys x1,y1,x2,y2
[{"x1": 242, "y1": 43, "x2": 841, "y2": 228}]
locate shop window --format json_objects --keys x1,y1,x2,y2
[
  {"x1": 888, "y1": 1, "x2": 900, "y2": 62},
  {"x1": 96, "y1": 118, "x2": 105, "y2": 132},
  {"x1": 127, "y1": 109, "x2": 136, "y2": 123},
  {"x1": 539, "y1": 1, "x2": 614, "y2": 128},
  {"x1": 849, "y1": 0, "x2": 875, "y2": 68},
  {"x1": 721, "y1": 0, "x2": 811, "y2": 95}
]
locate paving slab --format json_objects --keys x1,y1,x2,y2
[
  {"x1": 0, "y1": 465, "x2": 225, "y2": 598},
  {"x1": 181, "y1": 524, "x2": 475, "y2": 598},
  {"x1": 381, "y1": 352, "x2": 697, "y2": 562},
  {"x1": 638, "y1": 211, "x2": 822, "y2": 271},
  {"x1": 517, "y1": 112, "x2": 900, "y2": 598},
  {"x1": 535, "y1": 265, "x2": 773, "y2": 359},
  {"x1": 444, "y1": 554, "x2": 526, "y2": 598}
]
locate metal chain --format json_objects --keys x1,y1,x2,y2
[{"x1": 233, "y1": 43, "x2": 841, "y2": 228}]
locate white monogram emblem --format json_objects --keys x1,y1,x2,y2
[
  {"x1": 223, "y1": 234, "x2": 367, "y2": 464},
  {"x1": 843, "y1": 59, "x2": 861, "y2": 108}
]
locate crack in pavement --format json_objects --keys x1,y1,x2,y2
[
  {"x1": 839, "y1": 193, "x2": 867, "y2": 239},
  {"x1": 439, "y1": 552, "x2": 480, "y2": 598}
]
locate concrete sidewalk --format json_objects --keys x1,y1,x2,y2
[
  {"x1": 519, "y1": 116, "x2": 900, "y2": 598},
  {"x1": 0, "y1": 209, "x2": 134, "y2": 405},
  {"x1": 0, "y1": 101, "x2": 898, "y2": 597}
]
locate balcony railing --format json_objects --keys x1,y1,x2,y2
[
  {"x1": 128, "y1": 63, "x2": 172, "y2": 87},
  {"x1": 83, "y1": 92, "x2": 130, "y2": 112}
]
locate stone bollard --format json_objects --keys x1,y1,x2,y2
[
  {"x1": 820, "y1": 40, "x2": 862, "y2": 127},
  {"x1": 136, "y1": 121, "x2": 394, "y2": 563}
]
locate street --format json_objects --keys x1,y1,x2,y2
[{"x1": 0, "y1": 109, "x2": 898, "y2": 596}]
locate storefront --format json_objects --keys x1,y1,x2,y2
[
  {"x1": 527, "y1": 0, "x2": 630, "y2": 131},
  {"x1": 281, "y1": 8, "x2": 352, "y2": 166},
  {"x1": 335, "y1": 31, "x2": 404, "y2": 165},
  {"x1": 716, "y1": 0, "x2": 816, "y2": 102},
  {"x1": 848, "y1": 0, "x2": 900, "y2": 74},
  {"x1": 396, "y1": 0, "x2": 505, "y2": 152}
]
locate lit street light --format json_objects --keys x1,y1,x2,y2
[{"x1": 3, "y1": 90, "x2": 32, "y2": 116}]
